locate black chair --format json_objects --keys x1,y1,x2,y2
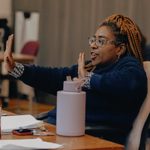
[{"x1": 85, "y1": 123, "x2": 128, "y2": 144}]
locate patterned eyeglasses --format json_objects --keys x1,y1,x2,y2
[{"x1": 88, "y1": 36, "x2": 116, "y2": 48}]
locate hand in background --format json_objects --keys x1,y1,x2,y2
[
  {"x1": 4, "y1": 34, "x2": 15, "y2": 72},
  {"x1": 78, "y1": 52, "x2": 87, "y2": 79}
]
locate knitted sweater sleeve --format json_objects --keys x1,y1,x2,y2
[
  {"x1": 90, "y1": 59, "x2": 147, "y2": 96},
  {"x1": 18, "y1": 64, "x2": 78, "y2": 95}
]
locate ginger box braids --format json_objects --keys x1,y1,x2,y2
[{"x1": 104, "y1": 14, "x2": 144, "y2": 63}]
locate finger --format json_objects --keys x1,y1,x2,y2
[
  {"x1": 81, "y1": 52, "x2": 85, "y2": 65},
  {"x1": 6, "y1": 34, "x2": 14, "y2": 54},
  {"x1": 78, "y1": 52, "x2": 82, "y2": 63},
  {"x1": 79, "y1": 52, "x2": 85, "y2": 68},
  {"x1": 78, "y1": 52, "x2": 82, "y2": 71},
  {"x1": 78, "y1": 53, "x2": 83, "y2": 75},
  {"x1": 73, "y1": 77, "x2": 78, "y2": 81},
  {"x1": 78, "y1": 52, "x2": 84, "y2": 64}
]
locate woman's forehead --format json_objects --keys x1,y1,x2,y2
[{"x1": 95, "y1": 26, "x2": 115, "y2": 39}]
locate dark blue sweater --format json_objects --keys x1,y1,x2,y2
[{"x1": 20, "y1": 55, "x2": 147, "y2": 131}]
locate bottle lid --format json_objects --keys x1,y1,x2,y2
[{"x1": 63, "y1": 76, "x2": 81, "y2": 92}]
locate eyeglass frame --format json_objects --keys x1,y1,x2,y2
[{"x1": 88, "y1": 36, "x2": 120, "y2": 48}]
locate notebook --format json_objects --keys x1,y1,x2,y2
[{"x1": 1, "y1": 114, "x2": 43, "y2": 133}]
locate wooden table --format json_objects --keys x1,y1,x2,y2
[{"x1": 1, "y1": 111, "x2": 124, "y2": 150}]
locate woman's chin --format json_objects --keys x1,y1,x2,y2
[
  {"x1": 91, "y1": 59, "x2": 104, "y2": 66},
  {"x1": 91, "y1": 60, "x2": 99, "y2": 66}
]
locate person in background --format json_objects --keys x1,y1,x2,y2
[
  {"x1": 4, "y1": 14, "x2": 147, "y2": 145},
  {"x1": 0, "y1": 18, "x2": 11, "y2": 49}
]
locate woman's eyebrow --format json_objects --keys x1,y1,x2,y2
[{"x1": 97, "y1": 35, "x2": 108, "y2": 39}]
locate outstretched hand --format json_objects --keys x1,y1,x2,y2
[{"x1": 4, "y1": 34, "x2": 15, "y2": 72}]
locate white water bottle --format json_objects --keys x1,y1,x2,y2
[{"x1": 56, "y1": 79, "x2": 86, "y2": 136}]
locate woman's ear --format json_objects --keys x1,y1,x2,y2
[{"x1": 116, "y1": 43, "x2": 126, "y2": 57}]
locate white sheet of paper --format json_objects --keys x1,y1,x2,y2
[
  {"x1": 0, "y1": 138, "x2": 62, "y2": 149},
  {"x1": 2, "y1": 115, "x2": 43, "y2": 132}
]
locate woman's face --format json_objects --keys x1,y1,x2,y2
[{"x1": 89, "y1": 26, "x2": 120, "y2": 66}]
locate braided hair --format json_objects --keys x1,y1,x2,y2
[
  {"x1": 103, "y1": 14, "x2": 144, "y2": 63},
  {"x1": 85, "y1": 14, "x2": 145, "y2": 71}
]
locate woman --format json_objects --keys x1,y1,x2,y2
[{"x1": 4, "y1": 14, "x2": 147, "y2": 144}]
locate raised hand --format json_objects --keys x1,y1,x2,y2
[
  {"x1": 78, "y1": 52, "x2": 87, "y2": 78},
  {"x1": 4, "y1": 34, "x2": 15, "y2": 72}
]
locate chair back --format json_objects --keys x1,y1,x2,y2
[
  {"x1": 126, "y1": 61, "x2": 150, "y2": 150},
  {"x1": 21, "y1": 41, "x2": 39, "y2": 56}
]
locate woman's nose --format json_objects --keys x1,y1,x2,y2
[{"x1": 90, "y1": 42, "x2": 98, "y2": 49}]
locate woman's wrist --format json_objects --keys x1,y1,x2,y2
[
  {"x1": 8, "y1": 62, "x2": 25, "y2": 78},
  {"x1": 81, "y1": 72, "x2": 93, "y2": 89}
]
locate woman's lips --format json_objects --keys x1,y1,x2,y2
[
  {"x1": 91, "y1": 52, "x2": 99, "y2": 60},
  {"x1": 91, "y1": 55, "x2": 98, "y2": 61},
  {"x1": 91, "y1": 57, "x2": 96, "y2": 61}
]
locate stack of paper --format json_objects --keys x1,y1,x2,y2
[
  {"x1": 1, "y1": 115, "x2": 43, "y2": 133},
  {"x1": 0, "y1": 138, "x2": 62, "y2": 149}
]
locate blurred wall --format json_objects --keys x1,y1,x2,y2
[
  {"x1": 12, "y1": 0, "x2": 150, "y2": 67},
  {"x1": 0, "y1": 0, "x2": 12, "y2": 26}
]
